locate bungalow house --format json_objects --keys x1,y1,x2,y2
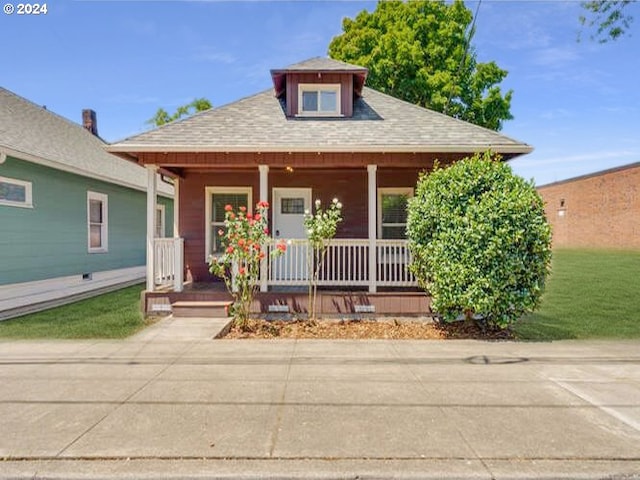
[
  {"x1": 107, "y1": 57, "x2": 532, "y2": 316},
  {"x1": 0, "y1": 87, "x2": 173, "y2": 320}
]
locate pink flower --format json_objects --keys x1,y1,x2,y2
[
  {"x1": 276, "y1": 242, "x2": 287, "y2": 253},
  {"x1": 264, "y1": 228, "x2": 270, "y2": 235},
  {"x1": 238, "y1": 267, "x2": 246, "y2": 275},
  {"x1": 257, "y1": 201, "x2": 269, "y2": 209},
  {"x1": 254, "y1": 213, "x2": 261, "y2": 221},
  {"x1": 226, "y1": 246, "x2": 234, "y2": 254},
  {"x1": 218, "y1": 229, "x2": 224, "y2": 236},
  {"x1": 224, "y1": 204, "x2": 233, "y2": 212},
  {"x1": 246, "y1": 212, "x2": 253, "y2": 220},
  {"x1": 239, "y1": 206, "x2": 247, "y2": 212}
]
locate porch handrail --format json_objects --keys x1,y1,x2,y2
[
  {"x1": 265, "y1": 238, "x2": 416, "y2": 287},
  {"x1": 153, "y1": 238, "x2": 184, "y2": 291}
]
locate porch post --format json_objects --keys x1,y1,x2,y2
[
  {"x1": 367, "y1": 164, "x2": 377, "y2": 293},
  {"x1": 146, "y1": 165, "x2": 158, "y2": 292},
  {"x1": 172, "y1": 177, "x2": 180, "y2": 237},
  {"x1": 259, "y1": 165, "x2": 269, "y2": 292}
]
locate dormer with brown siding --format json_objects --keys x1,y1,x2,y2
[{"x1": 270, "y1": 57, "x2": 368, "y2": 118}]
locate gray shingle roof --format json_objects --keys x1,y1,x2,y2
[
  {"x1": 108, "y1": 86, "x2": 531, "y2": 155},
  {"x1": 271, "y1": 57, "x2": 368, "y2": 73},
  {"x1": 0, "y1": 88, "x2": 172, "y2": 196}
]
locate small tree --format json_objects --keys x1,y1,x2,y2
[
  {"x1": 208, "y1": 201, "x2": 285, "y2": 329},
  {"x1": 304, "y1": 198, "x2": 343, "y2": 320},
  {"x1": 407, "y1": 152, "x2": 552, "y2": 329}
]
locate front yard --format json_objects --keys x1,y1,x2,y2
[{"x1": 1, "y1": 249, "x2": 638, "y2": 341}]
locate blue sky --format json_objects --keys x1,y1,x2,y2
[{"x1": 3, "y1": 0, "x2": 639, "y2": 186}]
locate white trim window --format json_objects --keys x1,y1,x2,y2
[
  {"x1": 298, "y1": 83, "x2": 341, "y2": 116},
  {"x1": 0, "y1": 175, "x2": 33, "y2": 208},
  {"x1": 155, "y1": 204, "x2": 166, "y2": 238},
  {"x1": 87, "y1": 191, "x2": 108, "y2": 253},
  {"x1": 378, "y1": 188, "x2": 413, "y2": 239},
  {"x1": 205, "y1": 186, "x2": 252, "y2": 259}
]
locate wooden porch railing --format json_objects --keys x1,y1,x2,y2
[
  {"x1": 151, "y1": 238, "x2": 416, "y2": 292},
  {"x1": 153, "y1": 238, "x2": 184, "y2": 291}
]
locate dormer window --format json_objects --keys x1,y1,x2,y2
[{"x1": 298, "y1": 84, "x2": 341, "y2": 116}]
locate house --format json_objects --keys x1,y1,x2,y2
[
  {"x1": 0, "y1": 87, "x2": 174, "y2": 320},
  {"x1": 537, "y1": 162, "x2": 640, "y2": 249},
  {"x1": 107, "y1": 57, "x2": 532, "y2": 316}
]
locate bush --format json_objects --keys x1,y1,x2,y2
[{"x1": 407, "y1": 152, "x2": 552, "y2": 328}]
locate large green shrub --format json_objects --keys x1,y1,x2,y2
[{"x1": 407, "y1": 152, "x2": 552, "y2": 328}]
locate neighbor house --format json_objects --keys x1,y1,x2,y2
[
  {"x1": 538, "y1": 162, "x2": 640, "y2": 249},
  {"x1": 107, "y1": 57, "x2": 532, "y2": 316},
  {"x1": 0, "y1": 87, "x2": 173, "y2": 320}
]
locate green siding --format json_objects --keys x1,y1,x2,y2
[{"x1": 0, "y1": 156, "x2": 173, "y2": 285}]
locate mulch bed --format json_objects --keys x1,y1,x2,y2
[{"x1": 221, "y1": 318, "x2": 514, "y2": 340}]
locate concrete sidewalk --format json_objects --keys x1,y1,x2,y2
[{"x1": 1, "y1": 316, "x2": 639, "y2": 479}]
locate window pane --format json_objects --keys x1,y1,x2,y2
[
  {"x1": 90, "y1": 225, "x2": 102, "y2": 248},
  {"x1": 155, "y1": 209, "x2": 163, "y2": 238},
  {"x1": 302, "y1": 91, "x2": 318, "y2": 112},
  {"x1": 89, "y1": 199, "x2": 103, "y2": 223},
  {"x1": 212, "y1": 193, "x2": 248, "y2": 222},
  {"x1": 0, "y1": 181, "x2": 26, "y2": 202},
  {"x1": 320, "y1": 90, "x2": 337, "y2": 112},
  {"x1": 212, "y1": 225, "x2": 227, "y2": 253},
  {"x1": 381, "y1": 194, "x2": 408, "y2": 224},
  {"x1": 281, "y1": 197, "x2": 304, "y2": 214},
  {"x1": 382, "y1": 226, "x2": 406, "y2": 240}
]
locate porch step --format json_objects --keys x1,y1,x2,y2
[{"x1": 171, "y1": 301, "x2": 232, "y2": 318}]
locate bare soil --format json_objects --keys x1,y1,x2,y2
[{"x1": 222, "y1": 318, "x2": 514, "y2": 340}]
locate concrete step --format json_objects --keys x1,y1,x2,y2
[{"x1": 171, "y1": 300, "x2": 232, "y2": 318}]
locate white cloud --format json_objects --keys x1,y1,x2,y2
[{"x1": 531, "y1": 46, "x2": 580, "y2": 67}]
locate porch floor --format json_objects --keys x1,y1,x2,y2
[{"x1": 145, "y1": 283, "x2": 432, "y2": 317}]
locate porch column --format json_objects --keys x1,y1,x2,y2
[
  {"x1": 172, "y1": 178, "x2": 184, "y2": 292},
  {"x1": 146, "y1": 165, "x2": 158, "y2": 292},
  {"x1": 367, "y1": 164, "x2": 377, "y2": 293},
  {"x1": 259, "y1": 165, "x2": 269, "y2": 292},
  {"x1": 172, "y1": 177, "x2": 180, "y2": 237}
]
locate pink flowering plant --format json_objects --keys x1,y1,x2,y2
[{"x1": 208, "y1": 201, "x2": 286, "y2": 329}]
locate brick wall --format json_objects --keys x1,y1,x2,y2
[{"x1": 537, "y1": 163, "x2": 639, "y2": 249}]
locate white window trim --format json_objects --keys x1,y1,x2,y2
[
  {"x1": 205, "y1": 186, "x2": 252, "y2": 262},
  {"x1": 0, "y1": 175, "x2": 33, "y2": 208},
  {"x1": 297, "y1": 83, "x2": 342, "y2": 117},
  {"x1": 155, "y1": 204, "x2": 166, "y2": 238},
  {"x1": 377, "y1": 187, "x2": 413, "y2": 239},
  {"x1": 87, "y1": 191, "x2": 108, "y2": 253}
]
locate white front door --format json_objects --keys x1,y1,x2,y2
[{"x1": 272, "y1": 188, "x2": 311, "y2": 281}]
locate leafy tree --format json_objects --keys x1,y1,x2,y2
[
  {"x1": 328, "y1": 0, "x2": 513, "y2": 131},
  {"x1": 147, "y1": 98, "x2": 212, "y2": 127},
  {"x1": 579, "y1": 0, "x2": 635, "y2": 43},
  {"x1": 407, "y1": 152, "x2": 552, "y2": 329}
]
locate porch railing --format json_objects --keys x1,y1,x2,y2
[
  {"x1": 151, "y1": 237, "x2": 416, "y2": 292},
  {"x1": 153, "y1": 238, "x2": 184, "y2": 291},
  {"x1": 266, "y1": 238, "x2": 417, "y2": 288}
]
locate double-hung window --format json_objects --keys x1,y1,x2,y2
[
  {"x1": 378, "y1": 188, "x2": 413, "y2": 239},
  {"x1": 205, "y1": 187, "x2": 252, "y2": 259},
  {"x1": 0, "y1": 176, "x2": 32, "y2": 208},
  {"x1": 298, "y1": 84, "x2": 341, "y2": 116},
  {"x1": 87, "y1": 191, "x2": 108, "y2": 252},
  {"x1": 155, "y1": 204, "x2": 166, "y2": 238}
]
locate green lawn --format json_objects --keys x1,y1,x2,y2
[
  {"x1": 0, "y1": 284, "x2": 150, "y2": 339},
  {"x1": 514, "y1": 249, "x2": 640, "y2": 341}
]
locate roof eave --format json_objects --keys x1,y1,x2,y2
[{"x1": 106, "y1": 144, "x2": 534, "y2": 155}]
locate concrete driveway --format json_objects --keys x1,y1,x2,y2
[{"x1": 1, "y1": 316, "x2": 639, "y2": 479}]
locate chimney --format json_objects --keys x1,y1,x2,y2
[{"x1": 82, "y1": 109, "x2": 98, "y2": 136}]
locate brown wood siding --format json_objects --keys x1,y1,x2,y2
[
  {"x1": 139, "y1": 152, "x2": 464, "y2": 170},
  {"x1": 180, "y1": 169, "x2": 260, "y2": 282},
  {"x1": 285, "y1": 72, "x2": 354, "y2": 117},
  {"x1": 179, "y1": 166, "x2": 428, "y2": 282}
]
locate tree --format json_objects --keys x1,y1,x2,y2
[
  {"x1": 579, "y1": 0, "x2": 635, "y2": 43},
  {"x1": 328, "y1": 0, "x2": 513, "y2": 131},
  {"x1": 147, "y1": 98, "x2": 212, "y2": 127},
  {"x1": 406, "y1": 152, "x2": 552, "y2": 329}
]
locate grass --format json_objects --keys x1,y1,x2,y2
[
  {"x1": 0, "y1": 284, "x2": 151, "y2": 339},
  {"x1": 514, "y1": 249, "x2": 640, "y2": 341}
]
